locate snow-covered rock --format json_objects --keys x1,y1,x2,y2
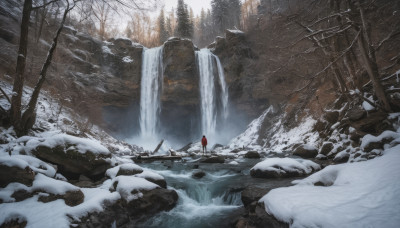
[
  {"x1": 259, "y1": 144, "x2": 400, "y2": 227},
  {"x1": 250, "y1": 157, "x2": 320, "y2": 178}
]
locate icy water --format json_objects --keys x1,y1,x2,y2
[{"x1": 137, "y1": 158, "x2": 295, "y2": 228}]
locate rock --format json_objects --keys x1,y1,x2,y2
[
  {"x1": 201, "y1": 156, "x2": 225, "y2": 163},
  {"x1": 79, "y1": 175, "x2": 92, "y2": 182},
  {"x1": 346, "y1": 108, "x2": 365, "y2": 121},
  {"x1": 32, "y1": 145, "x2": 111, "y2": 180},
  {"x1": 319, "y1": 142, "x2": 334, "y2": 155},
  {"x1": 324, "y1": 111, "x2": 339, "y2": 124},
  {"x1": 333, "y1": 152, "x2": 350, "y2": 163},
  {"x1": 143, "y1": 177, "x2": 167, "y2": 189},
  {"x1": 37, "y1": 190, "x2": 84, "y2": 206},
  {"x1": 363, "y1": 141, "x2": 384, "y2": 152},
  {"x1": 235, "y1": 202, "x2": 288, "y2": 228},
  {"x1": 230, "y1": 149, "x2": 242, "y2": 153},
  {"x1": 0, "y1": 164, "x2": 35, "y2": 188},
  {"x1": 78, "y1": 187, "x2": 178, "y2": 227},
  {"x1": 161, "y1": 38, "x2": 200, "y2": 143},
  {"x1": 192, "y1": 171, "x2": 206, "y2": 179},
  {"x1": 316, "y1": 154, "x2": 328, "y2": 160},
  {"x1": 11, "y1": 189, "x2": 33, "y2": 202},
  {"x1": 293, "y1": 145, "x2": 318, "y2": 158},
  {"x1": 0, "y1": 218, "x2": 27, "y2": 228},
  {"x1": 241, "y1": 186, "x2": 270, "y2": 208},
  {"x1": 64, "y1": 190, "x2": 85, "y2": 206},
  {"x1": 244, "y1": 151, "x2": 261, "y2": 159},
  {"x1": 350, "y1": 112, "x2": 390, "y2": 134},
  {"x1": 116, "y1": 166, "x2": 143, "y2": 176},
  {"x1": 125, "y1": 188, "x2": 178, "y2": 215}
]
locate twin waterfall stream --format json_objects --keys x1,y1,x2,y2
[{"x1": 139, "y1": 46, "x2": 229, "y2": 144}]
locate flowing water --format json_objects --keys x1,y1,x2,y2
[
  {"x1": 139, "y1": 46, "x2": 164, "y2": 138},
  {"x1": 196, "y1": 49, "x2": 229, "y2": 138},
  {"x1": 137, "y1": 158, "x2": 296, "y2": 228}
]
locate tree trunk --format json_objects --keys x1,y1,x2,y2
[
  {"x1": 10, "y1": 0, "x2": 32, "y2": 129},
  {"x1": 357, "y1": 33, "x2": 392, "y2": 112},
  {"x1": 19, "y1": 2, "x2": 70, "y2": 135}
]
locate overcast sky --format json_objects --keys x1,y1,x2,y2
[{"x1": 162, "y1": 0, "x2": 212, "y2": 16}]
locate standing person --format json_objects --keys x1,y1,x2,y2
[{"x1": 201, "y1": 135, "x2": 207, "y2": 155}]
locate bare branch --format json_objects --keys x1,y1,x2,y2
[
  {"x1": 0, "y1": 87, "x2": 11, "y2": 104},
  {"x1": 32, "y1": 0, "x2": 59, "y2": 10}
]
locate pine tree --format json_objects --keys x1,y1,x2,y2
[
  {"x1": 166, "y1": 16, "x2": 172, "y2": 38},
  {"x1": 176, "y1": 0, "x2": 192, "y2": 38},
  {"x1": 158, "y1": 8, "x2": 168, "y2": 44}
]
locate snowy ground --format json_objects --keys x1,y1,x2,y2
[{"x1": 259, "y1": 129, "x2": 400, "y2": 227}]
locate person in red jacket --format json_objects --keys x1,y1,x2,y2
[{"x1": 201, "y1": 135, "x2": 207, "y2": 155}]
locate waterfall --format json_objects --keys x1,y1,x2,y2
[
  {"x1": 139, "y1": 46, "x2": 164, "y2": 138},
  {"x1": 196, "y1": 49, "x2": 229, "y2": 136}
]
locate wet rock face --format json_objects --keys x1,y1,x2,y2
[
  {"x1": 212, "y1": 30, "x2": 267, "y2": 119},
  {"x1": 161, "y1": 38, "x2": 201, "y2": 141}
]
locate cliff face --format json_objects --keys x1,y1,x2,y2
[{"x1": 161, "y1": 38, "x2": 200, "y2": 141}]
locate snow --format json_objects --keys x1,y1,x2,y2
[
  {"x1": 251, "y1": 157, "x2": 320, "y2": 174},
  {"x1": 362, "y1": 95, "x2": 375, "y2": 111},
  {"x1": 135, "y1": 169, "x2": 164, "y2": 181},
  {"x1": 25, "y1": 132, "x2": 110, "y2": 155},
  {"x1": 267, "y1": 117, "x2": 318, "y2": 153},
  {"x1": 68, "y1": 188, "x2": 120, "y2": 222},
  {"x1": 227, "y1": 29, "x2": 244, "y2": 34},
  {"x1": 11, "y1": 155, "x2": 56, "y2": 177},
  {"x1": 228, "y1": 106, "x2": 274, "y2": 149},
  {"x1": 102, "y1": 46, "x2": 113, "y2": 55},
  {"x1": 112, "y1": 176, "x2": 159, "y2": 202},
  {"x1": 105, "y1": 163, "x2": 143, "y2": 179},
  {"x1": 259, "y1": 144, "x2": 400, "y2": 228},
  {"x1": 0, "y1": 156, "x2": 28, "y2": 169},
  {"x1": 360, "y1": 130, "x2": 400, "y2": 151},
  {"x1": 122, "y1": 56, "x2": 134, "y2": 63},
  {"x1": 31, "y1": 174, "x2": 78, "y2": 195}
]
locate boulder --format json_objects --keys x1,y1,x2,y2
[
  {"x1": 363, "y1": 141, "x2": 384, "y2": 152},
  {"x1": 333, "y1": 152, "x2": 350, "y2": 164},
  {"x1": 244, "y1": 151, "x2": 261, "y2": 159},
  {"x1": 250, "y1": 158, "x2": 320, "y2": 179},
  {"x1": 116, "y1": 165, "x2": 143, "y2": 176},
  {"x1": 192, "y1": 171, "x2": 206, "y2": 179},
  {"x1": 241, "y1": 186, "x2": 270, "y2": 208},
  {"x1": 346, "y1": 108, "x2": 365, "y2": 121},
  {"x1": 324, "y1": 111, "x2": 339, "y2": 124},
  {"x1": 143, "y1": 177, "x2": 167, "y2": 189},
  {"x1": 293, "y1": 145, "x2": 318, "y2": 158},
  {"x1": 201, "y1": 156, "x2": 225, "y2": 163},
  {"x1": 0, "y1": 164, "x2": 35, "y2": 188},
  {"x1": 319, "y1": 142, "x2": 334, "y2": 156},
  {"x1": 76, "y1": 188, "x2": 178, "y2": 227},
  {"x1": 32, "y1": 145, "x2": 111, "y2": 180}
]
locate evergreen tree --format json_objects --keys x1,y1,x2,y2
[
  {"x1": 166, "y1": 16, "x2": 172, "y2": 38},
  {"x1": 176, "y1": 0, "x2": 192, "y2": 38},
  {"x1": 158, "y1": 8, "x2": 168, "y2": 44}
]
